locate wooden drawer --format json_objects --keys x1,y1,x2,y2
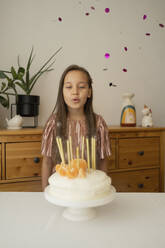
[
  {"x1": 0, "y1": 180, "x2": 41, "y2": 192},
  {"x1": 110, "y1": 168, "x2": 160, "y2": 192},
  {"x1": 107, "y1": 139, "x2": 116, "y2": 170},
  {"x1": 6, "y1": 142, "x2": 42, "y2": 179},
  {"x1": 119, "y1": 137, "x2": 160, "y2": 169}
]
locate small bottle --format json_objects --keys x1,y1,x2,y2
[{"x1": 120, "y1": 93, "x2": 136, "y2": 127}]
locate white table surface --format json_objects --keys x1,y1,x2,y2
[{"x1": 0, "y1": 192, "x2": 165, "y2": 248}]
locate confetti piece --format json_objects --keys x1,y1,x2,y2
[
  {"x1": 109, "y1": 83, "x2": 117, "y2": 87},
  {"x1": 124, "y1": 47, "x2": 128, "y2": 51},
  {"x1": 104, "y1": 53, "x2": 110, "y2": 59},
  {"x1": 123, "y1": 68, "x2": 127, "y2": 72},
  {"x1": 85, "y1": 12, "x2": 90, "y2": 16},
  {"x1": 145, "y1": 33, "x2": 151, "y2": 36},
  {"x1": 159, "y1": 23, "x2": 164, "y2": 28},
  {"x1": 91, "y1": 6, "x2": 95, "y2": 10},
  {"x1": 103, "y1": 68, "x2": 108, "y2": 71},
  {"x1": 105, "y1": 8, "x2": 110, "y2": 13},
  {"x1": 58, "y1": 17, "x2": 62, "y2": 22},
  {"x1": 143, "y1": 15, "x2": 147, "y2": 20}
]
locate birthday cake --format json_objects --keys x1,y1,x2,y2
[
  {"x1": 48, "y1": 166, "x2": 112, "y2": 202},
  {"x1": 46, "y1": 137, "x2": 114, "y2": 203}
]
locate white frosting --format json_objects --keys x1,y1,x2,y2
[{"x1": 48, "y1": 169, "x2": 112, "y2": 202}]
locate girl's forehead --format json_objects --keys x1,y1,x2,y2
[{"x1": 64, "y1": 70, "x2": 88, "y2": 83}]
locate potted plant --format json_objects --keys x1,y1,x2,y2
[{"x1": 0, "y1": 46, "x2": 62, "y2": 117}]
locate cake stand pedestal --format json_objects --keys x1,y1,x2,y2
[
  {"x1": 63, "y1": 207, "x2": 96, "y2": 221},
  {"x1": 44, "y1": 186, "x2": 116, "y2": 221}
]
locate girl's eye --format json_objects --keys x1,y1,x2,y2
[
  {"x1": 65, "y1": 86, "x2": 72, "y2": 89},
  {"x1": 79, "y1": 86, "x2": 85, "y2": 89}
]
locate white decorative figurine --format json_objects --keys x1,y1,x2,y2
[
  {"x1": 6, "y1": 115, "x2": 23, "y2": 129},
  {"x1": 142, "y1": 105, "x2": 153, "y2": 127}
]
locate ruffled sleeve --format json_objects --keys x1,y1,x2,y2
[
  {"x1": 41, "y1": 113, "x2": 56, "y2": 157},
  {"x1": 96, "y1": 115, "x2": 111, "y2": 159}
]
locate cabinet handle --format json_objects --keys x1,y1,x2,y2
[
  {"x1": 138, "y1": 183, "x2": 144, "y2": 188},
  {"x1": 138, "y1": 151, "x2": 144, "y2": 156},
  {"x1": 128, "y1": 160, "x2": 132, "y2": 165},
  {"x1": 33, "y1": 157, "x2": 40, "y2": 163}
]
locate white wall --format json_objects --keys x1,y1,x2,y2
[{"x1": 0, "y1": 0, "x2": 165, "y2": 127}]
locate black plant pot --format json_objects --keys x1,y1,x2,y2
[{"x1": 16, "y1": 95, "x2": 40, "y2": 117}]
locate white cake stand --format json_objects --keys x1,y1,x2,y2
[{"x1": 44, "y1": 186, "x2": 116, "y2": 221}]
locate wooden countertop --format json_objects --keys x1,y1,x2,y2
[
  {"x1": 0, "y1": 127, "x2": 43, "y2": 135},
  {"x1": 1, "y1": 126, "x2": 165, "y2": 135}
]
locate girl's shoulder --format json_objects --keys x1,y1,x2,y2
[
  {"x1": 95, "y1": 113, "x2": 108, "y2": 128},
  {"x1": 43, "y1": 113, "x2": 57, "y2": 132}
]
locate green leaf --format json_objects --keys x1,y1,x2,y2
[
  {"x1": 26, "y1": 70, "x2": 30, "y2": 85},
  {"x1": 0, "y1": 82, "x2": 6, "y2": 91},
  {"x1": 18, "y1": 67, "x2": 25, "y2": 79},
  {"x1": 17, "y1": 55, "x2": 20, "y2": 67},
  {"x1": 11, "y1": 66, "x2": 18, "y2": 79},
  {"x1": 15, "y1": 81, "x2": 28, "y2": 94},
  {"x1": 0, "y1": 95, "x2": 9, "y2": 108},
  {"x1": 26, "y1": 47, "x2": 35, "y2": 72},
  {"x1": 0, "y1": 71, "x2": 7, "y2": 79},
  {"x1": 28, "y1": 47, "x2": 62, "y2": 88}
]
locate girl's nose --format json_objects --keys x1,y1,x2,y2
[{"x1": 72, "y1": 86, "x2": 79, "y2": 94}]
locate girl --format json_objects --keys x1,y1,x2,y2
[{"x1": 41, "y1": 64, "x2": 111, "y2": 191}]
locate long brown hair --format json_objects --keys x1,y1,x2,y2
[{"x1": 53, "y1": 64, "x2": 96, "y2": 138}]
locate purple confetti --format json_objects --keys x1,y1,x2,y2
[
  {"x1": 159, "y1": 23, "x2": 164, "y2": 28},
  {"x1": 58, "y1": 17, "x2": 62, "y2": 22},
  {"x1": 124, "y1": 47, "x2": 128, "y2": 51},
  {"x1": 85, "y1": 12, "x2": 90, "y2": 16},
  {"x1": 123, "y1": 68, "x2": 127, "y2": 72},
  {"x1": 104, "y1": 53, "x2": 110, "y2": 59},
  {"x1": 145, "y1": 33, "x2": 151, "y2": 36},
  {"x1": 105, "y1": 8, "x2": 110, "y2": 13},
  {"x1": 143, "y1": 15, "x2": 147, "y2": 20}
]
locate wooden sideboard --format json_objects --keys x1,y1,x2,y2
[
  {"x1": 107, "y1": 126, "x2": 165, "y2": 192},
  {"x1": 0, "y1": 126, "x2": 165, "y2": 192},
  {"x1": 0, "y1": 128, "x2": 43, "y2": 191}
]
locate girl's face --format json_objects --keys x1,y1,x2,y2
[{"x1": 63, "y1": 70, "x2": 91, "y2": 113}]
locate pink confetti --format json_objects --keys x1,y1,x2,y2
[
  {"x1": 105, "y1": 8, "x2": 110, "y2": 13},
  {"x1": 143, "y1": 15, "x2": 147, "y2": 20},
  {"x1": 104, "y1": 53, "x2": 110, "y2": 59},
  {"x1": 145, "y1": 33, "x2": 151, "y2": 36},
  {"x1": 91, "y1": 6, "x2": 95, "y2": 10},
  {"x1": 85, "y1": 12, "x2": 90, "y2": 16},
  {"x1": 124, "y1": 47, "x2": 128, "y2": 51},
  {"x1": 159, "y1": 23, "x2": 164, "y2": 28},
  {"x1": 58, "y1": 17, "x2": 62, "y2": 22},
  {"x1": 123, "y1": 68, "x2": 127, "y2": 72}
]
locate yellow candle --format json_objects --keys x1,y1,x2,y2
[
  {"x1": 67, "y1": 140, "x2": 70, "y2": 166},
  {"x1": 92, "y1": 137, "x2": 94, "y2": 169},
  {"x1": 56, "y1": 137, "x2": 63, "y2": 163},
  {"x1": 81, "y1": 136, "x2": 84, "y2": 159},
  {"x1": 76, "y1": 146, "x2": 80, "y2": 169},
  {"x1": 69, "y1": 136, "x2": 73, "y2": 161},
  {"x1": 59, "y1": 138, "x2": 65, "y2": 165},
  {"x1": 86, "y1": 138, "x2": 90, "y2": 170},
  {"x1": 93, "y1": 137, "x2": 96, "y2": 170}
]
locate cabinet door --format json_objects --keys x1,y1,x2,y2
[
  {"x1": 110, "y1": 168, "x2": 160, "y2": 192},
  {"x1": 6, "y1": 142, "x2": 42, "y2": 179},
  {"x1": 119, "y1": 137, "x2": 160, "y2": 169}
]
